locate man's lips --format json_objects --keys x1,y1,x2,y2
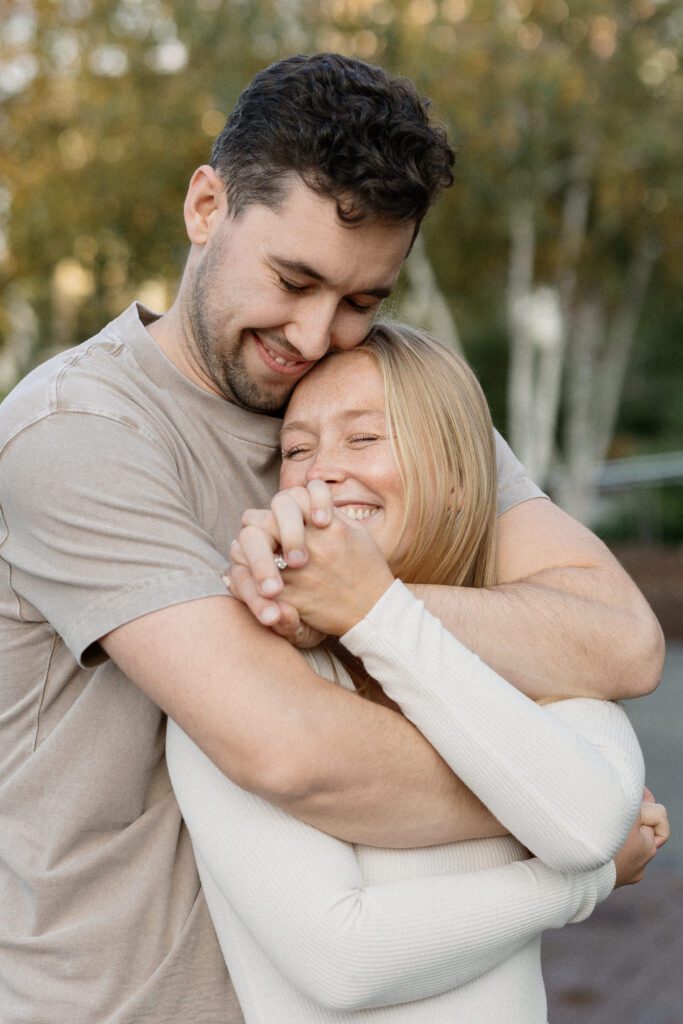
[{"x1": 252, "y1": 332, "x2": 314, "y2": 377}]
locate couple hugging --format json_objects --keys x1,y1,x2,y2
[{"x1": 0, "y1": 53, "x2": 668, "y2": 1024}]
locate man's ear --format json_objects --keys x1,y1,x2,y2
[{"x1": 183, "y1": 165, "x2": 227, "y2": 245}]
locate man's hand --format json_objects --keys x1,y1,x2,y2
[
  {"x1": 230, "y1": 482, "x2": 395, "y2": 638},
  {"x1": 614, "y1": 788, "x2": 669, "y2": 887},
  {"x1": 227, "y1": 482, "x2": 333, "y2": 633},
  {"x1": 225, "y1": 561, "x2": 325, "y2": 648}
]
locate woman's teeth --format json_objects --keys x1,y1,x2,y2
[{"x1": 341, "y1": 506, "x2": 380, "y2": 521}]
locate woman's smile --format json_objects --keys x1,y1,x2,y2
[{"x1": 280, "y1": 351, "x2": 412, "y2": 570}]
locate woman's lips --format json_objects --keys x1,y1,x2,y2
[{"x1": 334, "y1": 503, "x2": 382, "y2": 521}]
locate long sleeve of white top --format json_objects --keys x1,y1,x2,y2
[
  {"x1": 342, "y1": 579, "x2": 645, "y2": 873},
  {"x1": 166, "y1": 718, "x2": 616, "y2": 1013}
]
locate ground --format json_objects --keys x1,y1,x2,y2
[{"x1": 543, "y1": 640, "x2": 683, "y2": 1023}]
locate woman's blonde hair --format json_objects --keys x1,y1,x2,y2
[{"x1": 354, "y1": 321, "x2": 497, "y2": 589}]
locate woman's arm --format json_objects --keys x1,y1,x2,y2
[
  {"x1": 232, "y1": 487, "x2": 663, "y2": 699},
  {"x1": 341, "y1": 580, "x2": 645, "y2": 872},
  {"x1": 232, "y1": 510, "x2": 645, "y2": 870},
  {"x1": 167, "y1": 718, "x2": 615, "y2": 1013}
]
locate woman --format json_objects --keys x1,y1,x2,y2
[{"x1": 166, "y1": 323, "x2": 660, "y2": 1022}]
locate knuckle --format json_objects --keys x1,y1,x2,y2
[
  {"x1": 291, "y1": 488, "x2": 312, "y2": 511},
  {"x1": 271, "y1": 492, "x2": 291, "y2": 512}
]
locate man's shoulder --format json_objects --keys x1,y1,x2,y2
[
  {"x1": 493, "y1": 428, "x2": 547, "y2": 515},
  {"x1": 0, "y1": 304, "x2": 160, "y2": 452}
]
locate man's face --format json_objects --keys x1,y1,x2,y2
[{"x1": 185, "y1": 177, "x2": 414, "y2": 413}]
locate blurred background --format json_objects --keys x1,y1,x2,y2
[{"x1": 1, "y1": 0, "x2": 681, "y2": 1018}]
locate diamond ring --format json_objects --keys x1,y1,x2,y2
[{"x1": 273, "y1": 553, "x2": 288, "y2": 571}]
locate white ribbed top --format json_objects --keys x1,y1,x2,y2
[{"x1": 166, "y1": 582, "x2": 643, "y2": 1023}]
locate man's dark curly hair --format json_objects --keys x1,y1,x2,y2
[{"x1": 210, "y1": 53, "x2": 455, "y2": 230}]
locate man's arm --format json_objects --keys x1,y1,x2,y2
[
  {"x1": 1, "y1": 412, "x2": 499, "y2": 849},
  {"x1": 165, "y1": 717, "x2": 620, "y2": 1013},
  {"x1": 234, "y1": 491, "x2": 663, "y2": 700},
  {"x1": 411, "y1": 499, "x2": 664, "y2": 701},
  {"x1": 101, "y1": 596, "x2": 503, "y2": 847}
]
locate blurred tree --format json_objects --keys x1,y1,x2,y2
[
  {"x1": 369, "y1": 0, "x2": 682, "y2": 522},
  {"x1": 1, "y1": 0, "x2": 681, "y2": 528}
]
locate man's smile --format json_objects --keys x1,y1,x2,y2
[{"x1": 251, "y1": 331, "x2": 315, "y2": 377}]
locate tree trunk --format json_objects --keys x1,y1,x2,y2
[
  {"x1": 400, "y1": 233, "x2": 463, "y2": 354},
  {"x1": 506, "y1": 202, "x2": 565, "y2": 485},
  {"x1": 555, "y1": 236, "x2": 658, "y2": 524},
  {"x1": 0, "y1": 286, "x2": 39, "y2": 396}
]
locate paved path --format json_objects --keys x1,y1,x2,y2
[{"x1": 544, "y1": 644, "x2": 683, "y2": 1022}]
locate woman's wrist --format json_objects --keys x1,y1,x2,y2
[{"x1": 334, "y1": 566, "x2": 395, "y2": 636}]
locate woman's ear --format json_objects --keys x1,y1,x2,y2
[{"x1": 183, "y1": 165, "x2": 227, "y2": 246}]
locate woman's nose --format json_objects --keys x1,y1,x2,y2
[{"x1": 305, "y1": 453, "x2": 347, "y2": 485}]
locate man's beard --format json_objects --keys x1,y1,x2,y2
[{"x1": 187, "y1": 248, "x2": 292, "y2": 415}]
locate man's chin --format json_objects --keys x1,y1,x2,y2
[{"x1": 230, "y1": 379, "x2": 294, "y2": 416}]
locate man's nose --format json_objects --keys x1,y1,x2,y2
[{"x1": 285, "y1": 299, "x2": 338, "y2": 361}]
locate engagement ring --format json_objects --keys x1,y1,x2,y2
[{"x1": 273, "y1": 553, "x2": 288, "y2": 571}]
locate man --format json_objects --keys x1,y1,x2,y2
[{"x1": 0, "y1": 54, "x2": 662, "y2": 1023}]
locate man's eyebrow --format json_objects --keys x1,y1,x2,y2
[
  {"x1": 271, "y1": 257, "x2": 393, "y2": 299},
  {"x1": 281, "y1": 409, "x2": 386, "y2": 434}
]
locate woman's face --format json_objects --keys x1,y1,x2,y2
[{"x1": 279, "y1": 351, "x2": 412, "y2": 570}]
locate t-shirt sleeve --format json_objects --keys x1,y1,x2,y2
[
  {"x1": 494, "y1": 429, "x2": 547, "y2": 516},
  {"x1": 0, "y1": 412, "x2": 229, "y2": 666}
]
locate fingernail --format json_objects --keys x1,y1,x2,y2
[
  {"x1": 260, "y1": 606, "x2": 279, "y2": 624},
  {"x1": 287, "y1": 549, "x2": 306, "y2": 566},
  {"x1": 313, "y1": 510, "x2": 329, "y2": 525},
  {"x1": 260, "y1": 578, "x2": 280, "y2": 596}
]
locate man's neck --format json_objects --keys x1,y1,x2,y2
[{"x1": 145, "y1": 304, "x2": 224, "y2": 400}]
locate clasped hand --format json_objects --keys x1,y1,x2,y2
[
  {"x1": 226, "y1": 481, "x2": 395, "y2": 642},
  {"x1": 614, "y1": 787, "x2": 670, "y2": 887}
]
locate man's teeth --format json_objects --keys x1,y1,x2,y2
[
  {"x1": 341, "y1": 506, "x2": 380, "y2": 521},
  {"x1": 265, "y1": 344, "x2": 299, "y2": 367}
]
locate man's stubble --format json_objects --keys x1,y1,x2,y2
[{"x1": 186, "y1": 235, "x2": 292, "y2": 416}]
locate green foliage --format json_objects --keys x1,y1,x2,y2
[{"x1": 1, "y1": 0, "x2": 681, "y2": 473}]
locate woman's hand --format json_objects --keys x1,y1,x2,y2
[
  {"x1": 613, "y1": 788, "x2": 669, "y2": 887},
  {"x1": 225, "y1": 483, "x2": 333, "y2": 643},
  {"x1": 228, "y1": 482, "x2": 395, "y2": 638}
]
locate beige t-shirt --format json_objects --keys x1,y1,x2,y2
[{"x1": 0, "y1": 303, "x2": 545, "y2": 1023}]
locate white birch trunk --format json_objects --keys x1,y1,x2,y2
[
  {"x1": 0, "y1": 286, "x2": 39, "y2": 394},
  {"x1": 555, "y1": 237, "x2": 659, "y2": 523},
  {"x1": 400, "y1": 233, "x2": 463, "y2": 354},
  {"x1": 506, "y1": 202, "x2": 564, "y2": 485}
]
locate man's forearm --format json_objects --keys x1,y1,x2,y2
[
  {"x1": 104, "y1": 596, "x2": 503, "y2": 848},
  {"x1": 410, "y1": 499, "x2": 663, "y2": 702},
  {"x1": 280, "y1": 703, "x2": 506, "y2": 847},
  {"x1": 411, "y1": 563, "x2": 662, "y2": 702}
]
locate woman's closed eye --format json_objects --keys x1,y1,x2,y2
[
  {"x1": 349, "y1": 434, "x2": 386, "y2": 445},
  {"x1": 281, "y1": 444, "x2": 313, "y2": 460}
]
